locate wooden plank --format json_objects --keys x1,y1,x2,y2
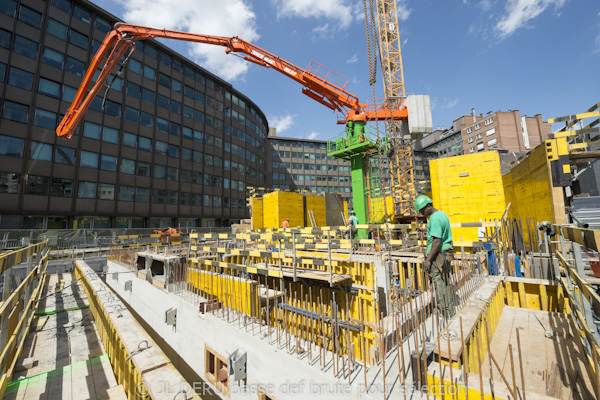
[{"x1": 105, "y1": 385, "x2": 128, "y2": 400}]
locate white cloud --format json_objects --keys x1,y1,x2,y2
[
  {"x1": 307, "y1": 132, "x2": 319, "y2": 140},
  {"x1": 477, "y1": 0, "x2": 493, "y2": 11},
  {"x1": 311, "y1": 23, "x2": 336, "y2": 40},
  {"x1": 441, "y1": 98, "x2": 459, "y2": 109},
  {"x1": 495, "y1": 0, "x2": 567, "y2": 39},
  {"x1": 272, "y1": 0, "x2": 354, "y2": 29},
  {"x1": 346, "y1": 54, "x2": 358, "y2": 64},
  {"x1": 396, "y1": 0, "x2": 411, "y2": 21},
  {"x1": 116, "y1": 0, "x2": 258, "y2": 81},
  {"x1": 270, "y1": 114, "x2": 296, "y2": 133}
]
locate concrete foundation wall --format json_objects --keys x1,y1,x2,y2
[{"x1": 106, "y1": 261, "x2": 377, "y2": 400}]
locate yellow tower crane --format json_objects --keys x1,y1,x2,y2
[{"x1": 364, "y1": 0, "x2": 427, "y2": 220}]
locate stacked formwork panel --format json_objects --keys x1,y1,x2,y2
[
  {"x1": 503, "y1": 138, "x2": 568, "y2": 230},
  {"x1": 262, "y1": 191, "x2": 304, "y2": 229},
  {"x1": 250, "y1": 197, "x2": 264, "y2": 229},
  {"x1": 305, "y1": 194, "x2": 326, "y2": 227},
  {"x1": 430, "y1": 151, "x2": 506, "y2": 242}
]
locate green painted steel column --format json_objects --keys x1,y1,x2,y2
[{"x1": 350, "y1": 154, "x2": 368, "y2": 239}]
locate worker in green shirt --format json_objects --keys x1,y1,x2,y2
[
  {"x1": 347, "y1": 210, "x2": 358, "y2": 240},
  {"x1": 415, "y1": 195, "x2": 455, "y2": 320}
]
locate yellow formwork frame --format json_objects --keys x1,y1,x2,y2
[
  {"x1": 189, "y1": 256, "x2": 378, "y2": 365},
  {"x1": 75, "y1": 264, "x2": 146, "y2": 398}
]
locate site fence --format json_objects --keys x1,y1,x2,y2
[{"x1": 0, "y1": 241, "x2": 49, "y2": 397}]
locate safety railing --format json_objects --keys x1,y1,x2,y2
[{"x1": 0, "y1": 240, "x2": 49, "y2": 397}]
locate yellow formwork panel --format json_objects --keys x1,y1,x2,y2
[
  {"x1": 250, "y1": 197, "x2": 264, "y2": 229},
  {"x1": 263, "y1": 191, "x2": 304, "y2": 229},
  {"x1": 369, "y1": 196, "x2": 394, "y2": 223},
  {"x1": 187, "y1": 267, "x2": 257, "y2": 315},
  {"x1": 305, "y1": 194, "x2": 326, "y2": 227},
  {"x1": 207, "y1": 254, "x2": 378, "y2": 365},
  {"x1": 430, "y1": 151, "x2": 506, "y2": 241}
]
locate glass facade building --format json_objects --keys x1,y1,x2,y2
[{"x1": 0, "y1": 0, "x2": 269, "y2": 229}]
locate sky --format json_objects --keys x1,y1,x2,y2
[{"x1": 93, "y1": 0, "x2": 600, "y2": 141}]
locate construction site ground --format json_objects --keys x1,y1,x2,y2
[{"x1": 5, "y1": 260, "x2": 125, "y2": 399}]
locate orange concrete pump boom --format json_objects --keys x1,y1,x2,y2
[{"x1": 56, "y1": 23, "x2": 407, "y2": 139}]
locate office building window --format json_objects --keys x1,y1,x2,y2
[
  {"x1": 488, "y1": 138, "x2": 497, "y2": 146},
  {"x1": 154, "y1": 165, "x2": 166, "y2": 179},
  {"x1": 3, "y1": 101, "x2": 29, "y2": 123},
  {"x1": 78, "y1": 182, "x2": 96, "y2": 198},
  {"x1": 0, "y1": 172, "x2": 18, "y2": 193},
  {"x1": 153, "y1": 189, "x2": 165, "y2": 204},
  {"x1": 80, "y1": 151, "x2": 98, "y2": 168},
  {"x1": 83, "y1": 122, "x2": 101, "y2": 140},
  {"x1": 51, "y1": 178, "x2": 72, "y2": 197},
  {"x1": 486, "y1": 128, "x2": 495, "y2": 136},
  {"x1": 39, "y1": 78, "x2": 61, "y2": 98},
  {"x1": 30, "y1": 142, "x2": 52, "y2": 161},
  {"x1": 136, "y1": 187, "x2": 149, "y2": 202},
  {"x1": 55, "y1": 146, "x2": 76, "y2": 165},
  {"x1": 168, "y1": 144, "x2": 179, "y2": 158},
  {"x1": 18, "y1": 5, "x2": 42, "y2": 27},
  {"x1": 143, "y1": 65, "x2": 156, "y2": 80},
  {"x1": 72, "y1": 4, "x2": 91, "y2": 22},
  {"x1": 180, "y1": 192, "x2": 190, "y2": 205},
  {"x1": 119, "y1": 186, "x2": 134, "y2": 201},
  {"x1": 14, "y1": 35, "x2": 37, "y2": 59},
  {"x1": 62, "y1": 85, "x2": 77, "y2": 102},
  {"x1": 166, "y1": 191, "x2": 177, "y2": 204},
  {"x1": 104, "y1": 100, "x2": 121, "y2": 117},
  {"x1": 0, "y1": 0, "x2": 17, "y2": 17},
  {"x1": 127, "y1": 82, "x2": 141, "y2": 98},
  {"x1": 137, "y1": 161, "x2": 151, "y2": 177},
  {"x1": 123, "y1": 132, "x2": 137, "y2": 148},
  {"x1": 42, "y1": 47, "x2": 64, "y2": 69},
  {"x1": 121, "y1": 159, "x2": 135, "y2": 174},
  {"x1": 97, "y1": 183, "x2": 115, "y2": 200},
  {"x1": 69, "y1": 30, "x2": 88, "y2": 49},
  {"x1": 95, "y1": 16, "x2": 112, "y2": 33},
  {"x1": 142, "y1": 88, "x2": 154, "y2": 103},
  {"x1": 33, "y1": 109, "x2": 56, "y2": 129},
  {"x1": 66, "y1": 56, "x2": 85, "y2": 76},
  {"x1": 139, "y1": 136, "x2": 152, "y2": 151},
  {"x1": 100, "y1": 154, "x2": 117, "y2": 171},
  {"x1": 140, "y1": 111, "x2": 153, "y2": 128},
  {"x1": 167, "y1": 167, "x2": 178, "y2": 181},
  {"x1": 103, "y1": 127, "x2": 119, "y2": 144},
  {"x1": 8, "y1": 67, "x2": 33, "y2": 90},
  {"x1": 26, "y1": 175, "x2": 49, "y2": 195},
  {"x1": 155, "y1": 140, "x2": 167, "y2": 155},
  {"x1": 0, "y1": 135, "x2": 24, "y2": 157}
]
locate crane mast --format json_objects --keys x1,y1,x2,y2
[{"x1": 375, "y1": 0, "x2": 415, "y2": 218}]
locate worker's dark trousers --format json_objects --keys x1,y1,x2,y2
[{"x1": 429, "y1": 252, "x2": 455, "y2": 320}]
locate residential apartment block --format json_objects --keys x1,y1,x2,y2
[{"x1": 462, "y1": 109, "x2": 550, "y2": 154}]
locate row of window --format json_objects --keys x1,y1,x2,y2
[
  {"x1": 0, "y1": 102, "x2": 264, "y2": 165},
  {"x1": 271, "y1": 140, "x2": 328, "y2": 149},
  {"x1": 271, "y1": 184, "x2": 352, "y2": 193},
  {"x1": 274, "y1": 173, "x2": 351, "y2": 183},
  {"x1": 273, "y1": 150, "x2": 333, "y2": 160},
  {"x1": 0, "y1": 137, "x2": 257, "y2": 182},
  {"x1": 7, "y1": 174, "x2": 244, "y2": 208},
  {"x1": 272, "y1": 162, "x2": 350, "y2": 171}
]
